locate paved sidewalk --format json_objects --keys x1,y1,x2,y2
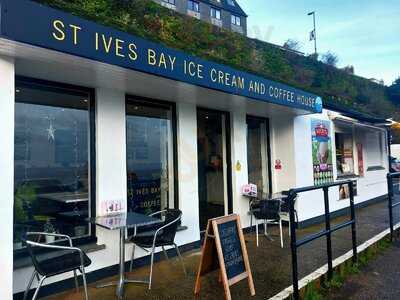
[{"x1": 327, "y1": 240, "x2": 400, "y2": 300}]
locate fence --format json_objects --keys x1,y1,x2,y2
[
  {"x1": 387, "y1": 172, "x2": 400, "y2": 241},
  {"x1": 287, "y1": 180, "x2": 357, "y2": 300}
]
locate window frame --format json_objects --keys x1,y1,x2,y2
[
  {"x1": 125, "y1": 95, "x2": 179, "y2": 212},
  {"x1": 13, "y1": 76, "x2": 97, "y2": 259},
  {"x1": 188, "y1": 0, "x2": 200, "y2": 12},
  {"x1": 210, "y1": 7, "x2": 221, "y2": 20},
  {"x1": 334, "y1": 123, "x2": 357, "y2": 179},
  {"x1": 231, "y1": 14, "x2": 241, "y2": 26}
]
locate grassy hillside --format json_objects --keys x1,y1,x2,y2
[{"x1": 35, "y1": 0, "x2": 399, "y2": 119}]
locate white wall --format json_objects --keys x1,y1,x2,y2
[
  {"x1": 175, "y1": 102, "x2": 200, "y2": 244},
  {"x1": 391, "y1": 144, "x2": 400, "y2": 160},
  {"x1": 270, "y1": 116, "x2": 296, "y2": 192},
  {"x1": 0, "y1": 56, "x2": 15, "y2": 300},
  {"x1": 230, "y1": 110, "x2": 250, "y2": 227},
  {"x1": 293, "y1": 110, "x2": 389, "y2": 222}
]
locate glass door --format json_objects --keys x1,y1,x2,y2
[
  {"x1": 197, "y1": 108, "x2": 230, "y2": 231},
  {"x1": 126, "y1": 98, "x2": 175, "y2": 215},
  {"x1": 247, "y1": 116, "x2": 271, "y2": 199}
]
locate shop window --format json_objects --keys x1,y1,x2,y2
[
  {"x1": 246, "y1": 116, "x2": 270, "y2": 199},
  {"x1": 126, "y1": 98, "x2": 176, "y2": 216},
  {"x1": 335, "y1": 131, "x2": 355, "y2": 177},
  {"x1": 365, "y1": 129, "x2": 384, "y2": 169},
  {"x1": 14, "y1": 78, "x2": 94, "y2": 252}
]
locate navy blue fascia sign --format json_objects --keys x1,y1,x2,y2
[{"x1": 0, "y1": 0, "x2": 323, "y2": 113}]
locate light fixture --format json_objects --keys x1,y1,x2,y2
[{"x1": 16, "y1": 89, "x2": 20, "y2": 93}]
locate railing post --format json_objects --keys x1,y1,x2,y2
[
  {"x1": 289, "y1": 191, "x2": 299, "y2": 300},
  {"x1": 387, "y1": 174, "x2": 394, "y2": 241},
  {"x1": 323, "y1": 187, "x2": 333, "y2": 279},
  {"x1": 349, "y1": 181, "x2": 357, "y2": 263}
]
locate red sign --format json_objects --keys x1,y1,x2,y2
[
  {"x1": 275, "y1": 159, "x2": 282, "y2": 170},
  {"x1": 315, "y1": 124, "x2": 329, "y2": 138}
]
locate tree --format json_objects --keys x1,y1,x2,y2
[
  {"x1": 388, "y1": 77, "x2": 400, "y2": 104},
  {"x1": 321, "y1": 51, "x2": 339, "y2": 67},
  {"x1": 283, "y1": 39, "x2": 302, "y2": 52}
]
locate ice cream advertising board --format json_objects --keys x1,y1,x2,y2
[{"x1": 312, "y1": 119, "x2": 334, "y2": 185}]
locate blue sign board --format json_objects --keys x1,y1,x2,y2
[{"x1": 0, "y1": 0, "x2": 323, "y2": 113}]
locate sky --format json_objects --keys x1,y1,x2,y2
[{"x1": 239, "y1": 0, "x2": 400, "y2": 86}]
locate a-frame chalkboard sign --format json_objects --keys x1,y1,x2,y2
[{"x1": 194, "y1": 214, "x2": 255, "y2": 300}]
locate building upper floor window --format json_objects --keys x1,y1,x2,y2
[
  {"x1": 211, "y1": 7, "x2": 221, "y2": 19},
  {"x1": 227, "y1": 0, "x2": 235, "y2": 6},
  {"x1": 231, "y1": 14, "x2": 241, "y2": 26},
  {"x1": 188, "y1": 0, "x2": 200, "y2": 12},
  {"x1": 162, "y1": 0, "x2": 175, "y2": 5}
]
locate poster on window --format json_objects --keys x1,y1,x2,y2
[
  {"x1": 312, "y1": 119, "x2": 334, "y2": 186},
  {"x1": 127, "y1": 179, "x2": 162, "y2": 215},
  {"x1": 339, "y1": 180, "x2": 358, "y2": 200}
]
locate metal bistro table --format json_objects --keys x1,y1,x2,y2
[{"x1": 90, "y1": 212, "x2": 162, "y2": 299}]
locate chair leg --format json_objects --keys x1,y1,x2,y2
[
  {"x1": 264, "y1": 219, "x2": 268, "y2": 236},
  {"x1": 279, "y1": 219, "x2": 284, "y2": 248},
  {"x1": 148, "y1": 246, "x2": 156, "y2": 290},
  {"x1": 73, "y1": 270, "x2": 79, "y2": 292},
  {"x1": 256, "y1": 219, "x2": 259, "y2": 247},
  {"x1": 32, "y1": 276, "x2": 46, "y2": 300},
  {"x1": 130, "y1": 244, "x2": 136, "y2": 272},
  {"x1": 162, "y1": 246, "x2": 169, "y2": 260},
  {"x1": 288, "y1": 218, "x2": 291, "y2": 236},
  {"x1": 81, "y1": 267, "x2": 89, "y2": 300},
  {"x1": 23, "y1": 270, "x2": 37, "y2": 300},
  {"x1": 174, "y1": 243, "x2": 187, "y2": 276}
]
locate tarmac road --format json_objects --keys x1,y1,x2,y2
[{"x1": 327, "y1": 240, "x2": 400, "y2": 300}]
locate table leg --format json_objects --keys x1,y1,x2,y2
[{"x1": 116, "y1": 227, "x2": 125, "y2": 299}]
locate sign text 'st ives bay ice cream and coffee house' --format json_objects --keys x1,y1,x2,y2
[{"x1": 0, "y1": 0, "x2": 323, "y2": 113}]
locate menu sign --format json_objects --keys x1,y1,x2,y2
[
  {"x1": 194, "y1": 214, "x2": 255, "y2": 300},
  {"x1": 218, "y1": 220, "x2": 246, "y2": 280}
]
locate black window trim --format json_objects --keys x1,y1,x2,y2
[
  {"x1": 13, "y1": 76, "x2": 97, "y2": 259},
  {"x1": 125, "y1": 95, "x2": 180, "y2": 212}
]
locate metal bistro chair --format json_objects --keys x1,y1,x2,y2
[
  {"x1": 279, "y1": 193, "x2": 299, "y2": 236},
  {"x1": 22, "y1": 232, "x2": 91, "y2": 300},
  {"x1": 251, "y1": 199, "x2": 283, "y2": 248},
  {"x1": 129, "y1": 209, "x2": 186, "y2": 290}
]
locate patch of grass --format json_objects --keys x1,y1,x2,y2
[{"x1": 303, "y1": 282, "x2": 323, "y2": 300}]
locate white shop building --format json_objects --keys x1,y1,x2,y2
[{"x1": 0, "y1": 0, "x2": 389, "y2": 298}]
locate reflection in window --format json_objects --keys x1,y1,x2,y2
[
  {"x1": 14, "y1": 81, "x2": 91, "y2": 250},
  {"x1": 126, "y1": 99, "x2": 175, "y2": 216}
]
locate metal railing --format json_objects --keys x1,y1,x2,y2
[
  {"x1": 287, "y1": 180, "x2": 357, "y2": 300},
  {"x1": 387, "y1": 172, "x2": 400, "y2": 241}
]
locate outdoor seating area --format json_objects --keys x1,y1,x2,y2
[{"x1": 24, "y1": 199, "x2": 389, "y2": 300}]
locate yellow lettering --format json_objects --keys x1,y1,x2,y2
[
  {"x1": 158, "y1": 53, "x2": 167, "y2": 69},
  {"x1": 115, "y1": 38, "x2": 125, "y2": 57},
  {"x1": 102, "y1": 35, "x2": 113, "y2": 53},
  {"x1": 69, "y1": 24, "x2": 81, "y2": 45},
  {"x1": 52, "y1": 20, "x2": 65, "y2": 41},
  {"x1": 128, "y1": 43, "x2": 138, "y2": 61},
  {"x1": 210, "y1": 68, "x2": 217, "y2": 82},
  {"x1": 148, "y1": 49, "x2": 156, "y2": 66},
  {"x1": 168, "y1": 55, "x2": 176, "y2": 71},
  {"x1": 95, "y1": 32, "x2": 99, "y2": 50}
]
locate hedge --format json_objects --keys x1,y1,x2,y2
[{"x1": 33, "y1": 0, "x2": 399, "y2": 119}]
